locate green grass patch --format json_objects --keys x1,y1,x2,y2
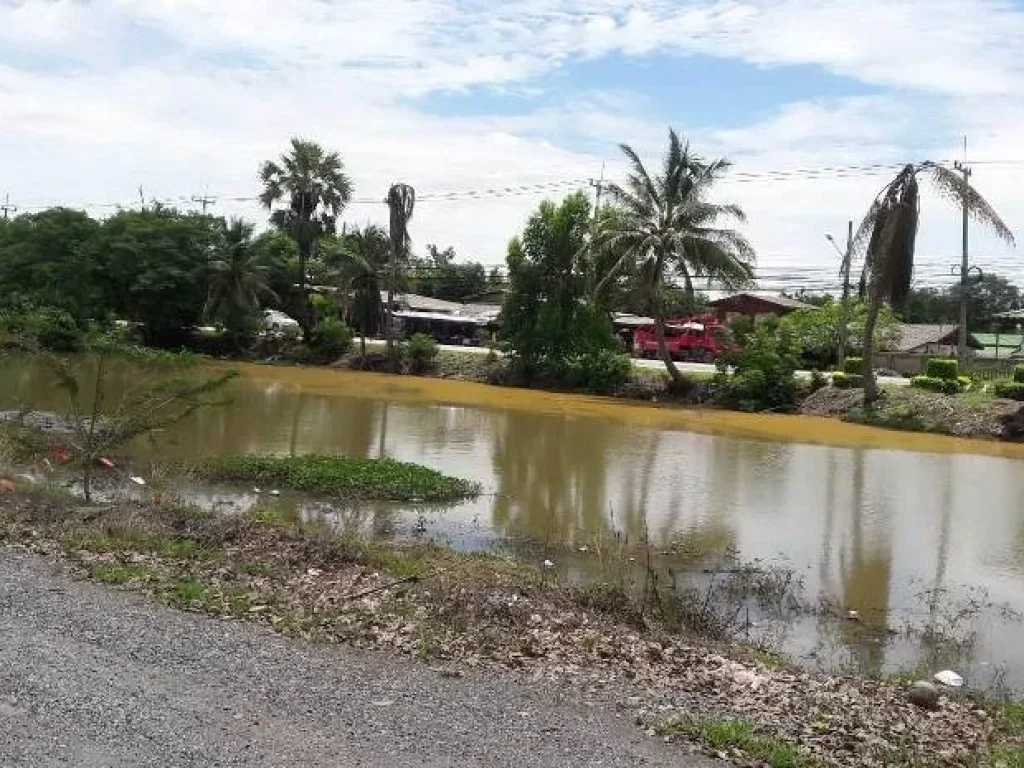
[
  {"x1": 64, "y1": 529, "x2": 212, "y2": 561},
  {"x1": 165, "y1": 577, "x2": 211, "y2": 607},
  {"x1": 88, "y1": 562, "x2": 155, "y2": 584},
  {"x1": 201, "y1": 454, "x2": 479, "y2": 502},
  {"x1": 991, "y1": 747, "x2": 1024, "y2": 767},
  {"x1": 250, "y1": 505, "x2": 292, "y2": 528},
  {"x1": 656, "y1": 716, "x2": 816, "y2": 767}
]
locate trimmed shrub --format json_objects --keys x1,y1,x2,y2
[
  {"x1": 1014, "y1": 364, "x2": 1024, "y2": 384},
  {"x1": 809, "y1": 369, "x2": 827, "y2": 393},
  {"x1": 911, "y1": 375, "x2": 962, "y2": 395},
  {"x1": 994, "y1": 381, "x2": 1024, "y2": 401},
  {"x1": 832, "y1": 372, "x2": 863, "y2": 389},
  {"x1": 309, "y1": 315, "x2": 353, "y2": 359},
  {"x1": 925, "y1": 358, "x2": 959, "y2": 381},
  {"x1": 404, "y1": 333, "x2": 439, "y2": 373},
  {"x1": 560, "y1": 349, "x2": 631, "y2": 394},
  {"x1": 957, "y1": 375, "x2": 972, "y2": 392},
  {"x1": 842, "y1": 357, "x2": 863, "y2": 375}
]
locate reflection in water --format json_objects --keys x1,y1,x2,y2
[{"x1": 6, "y1": 358, "x2": 1024, "y2": 686}]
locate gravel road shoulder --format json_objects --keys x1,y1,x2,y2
[{"x1": 0, "y1": 547, "x2": 710, "y2": 767}]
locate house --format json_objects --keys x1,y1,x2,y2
[
  {"x1": 380, "y1": 291, "x2": 464, "y2": 314},
  {"x1": 708, "y1": 292, "x2": 816, "y2": 321},
  {"x1": 889, "y1": 324, "x2": 984, "y2": 355}
]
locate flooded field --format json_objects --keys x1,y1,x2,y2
[{"x1": 5, "y1": 359, "x2": 1024, "y2": 689}]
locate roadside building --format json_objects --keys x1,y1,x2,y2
[{"x1": 708, "y1": 292, "x2": 816, "y2": 322}]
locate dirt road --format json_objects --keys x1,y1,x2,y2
[{"x1": 0, "y1": 548, "x2": 711, "y2": 767}]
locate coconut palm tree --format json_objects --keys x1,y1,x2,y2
[
  {"x1": 204, "y1": 219, "x2": 277, "y2": 348},
  {"x1": 325, "y1": 225, "x2": 388, "y2": 358},
  {"x1": 595, "y1": 128, "x2": 755, "y2": 383},
  {"x1": 385, "y1": 183, "x2": 415, "y2": 367},
  {"x1": 855, "y1": 163, "x2": 1014, "y2": 403},
  {"x1": 259, "y1": 138, "x2": 353, "y2": 338}
]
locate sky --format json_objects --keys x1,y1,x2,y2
[{"x1": 1, "y1": 0, "x2": 1022, "y2": 292}]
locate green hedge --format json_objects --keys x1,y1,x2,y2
[
  {"x1": 925, "y1": 358, "x2": 959, "y2": 380},
  {"x1": 911, "y1": 375, "x2": 963, "y2": 395},
  {"x1": 994, "y1": 381, "x2": 1024, "y2": 401},
  {"x1": 1014, "y1": 364, "x2": 1024, "y2": 384},
  {"x1": 842, "y1": 357, "x2": 863, "y2": 375},
  {"x1": 832, "y1": 372, "x2": 863, "y2": 389}
]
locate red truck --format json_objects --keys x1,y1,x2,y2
[{"x1": 631, "y1": 316, "x2": 733, "y2": 363}]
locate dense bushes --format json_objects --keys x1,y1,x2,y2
[
  {"x1": 911, "y1": 358, "x2": 969, "y2": 395},
  {"x1": 832, "y1": 372, "x2": 863, "y2": 389},
  {"x1": 404, "y1": 333, "x2": 439, "y2": 373},
  {"x1": 1015, "y1": 364, "x2": 1024, "y2": 384},
  {"x1": 559, "y1": 349, "x2": 631, "y2": 394},
  {"x1": 842, "y1": 357, "x2": 863, "y2": 375},
  {"x1": 309, "y1": 315, "x2": 352, "y2": 360},
  {"x1": 716, "y1": 324, "x2": 799, "y2": 411},
  {"x1": 0, "y1": 306, "x2": 85, "y2": 351},
  {"x1": 994, "y1": 381, "x2": 1024, "y2": 401}
]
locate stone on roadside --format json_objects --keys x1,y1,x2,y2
[{"x1": 907, "y1": 680, "x2": 940, "y2": 710}]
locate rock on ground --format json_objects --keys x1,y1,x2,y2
[{"x1": 0, "y1": 548, "x2": 714, "y2": 768}]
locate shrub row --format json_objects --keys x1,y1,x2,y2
[
  {"x1": 832, "y1": 372, "x2": 863, "y2": 389},
  {"x1": 910, "y1": 375, "x2": 970, "y2": 395},
  {"x1": 994, "y1": 381, "x2": 1024, "y2": 401}
]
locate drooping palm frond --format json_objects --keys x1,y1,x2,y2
[
  {"x1": 924, "y1": 163, "x2": 1015, "y2": 245},
  {"x1": 386, "y1": 183, "x2": 416, "y2": 260}
]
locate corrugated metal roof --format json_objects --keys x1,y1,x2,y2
[{"x1": 892, "y1": 324, "x2": 984, "y2": 352}]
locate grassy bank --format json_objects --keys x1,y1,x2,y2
[
  {"x1": 0, "y1": 486, "x2": 1019, "y2": 767},
  {"x1": 198, "y1": 454, "x2": 480, "y2": 502}
]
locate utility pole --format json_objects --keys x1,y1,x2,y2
[
  {"x1": 955, "y1": 136, "x2": 972, "y2": 367},
  {"x1": 0, "y1": 194, "x2": 16, "y2": 220},
  {"x1": 827, "y1": 221, "x2": 854, "y2": 368},
  {"x1": 191, "y1": 194, "x2": 216, "y2": 214},
  {"x1": 589, "y1": 161, "x2": 606, "y2": 217}
]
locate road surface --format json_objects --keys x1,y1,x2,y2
[{"x1": 0, "y1": 549, "x2": 713, "y2": 767}]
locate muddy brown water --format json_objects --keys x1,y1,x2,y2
[{"x1": 5, "y1": 358, "x2": 1024, "y2": 690}]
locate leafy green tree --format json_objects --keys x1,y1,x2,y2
[
  {"x1": 780, "y1": 300, "x2": 899, "y2": 368},
  {"x1": 501, "y1": 192, "x2": 619, "y2": 377},
  {"x1": 324, "y1": 225, "x2": 388, "y2": 357},
  {"x1": 251, "y1": 230, "x2": 304, "y2": 318},
  {"x1": 407, "y1": 244, "x2": 489, "y2": 302},
  {"x1": 203, "y1": 220, "x2": 277, "y2": 348},
  {"x1": 259, "y1": 138, "x2": 353, "y2": 338},
  {"x1": 855, "y1": 163, "x2": 1015, "y2": 402},
  {"x1": 595, "y1": 128, "x2": 755, "y2": 384},
  {"x1": 87, "y1": 206, "x2": 218, "y2": 347},
  {"x1": 0, "y1": 208, "x2": 101, "y2": 323}
]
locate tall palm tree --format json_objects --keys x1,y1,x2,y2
[
  {"x1": 259, "y1": 138, "x2": 353, "y2": 338},
  {"x1": 595, "y1": 128, "x2": 755, "y2": 383},
  {"x1": 204, "y1": 219, "x2": 277, "y2": 348},
  {"x1": 325, "y1": 225, "x2": 388, "y2": 358},
  {"x1": 855, "y1": 163, "x2": 1014, "y2": 403},
  {"x1": 385, "y1": 183, "x2": 415, "y2": 367}
]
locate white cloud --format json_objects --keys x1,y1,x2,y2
[{"x1": 0, "y1": 0, "x2": 1021, "y2": 282}]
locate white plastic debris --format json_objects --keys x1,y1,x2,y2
[
  {"x1": 253, "y1": 487, "x2": 261, "y2": 494},
  {"x1": 846, "y1": 610, "x2": 861, "y2": 621},
  {"x1": 542, "y1": 559, "x2": 554, "y2": 569},
  {"x1": 129, "y1": 476, "x2": 146, "y2": 486},
  {"x1": 934, "y1": 670, "x2": 965, "y2": 688},
  {"x1": 269, "y1": 489, "x2": 280, "y2": 497}
]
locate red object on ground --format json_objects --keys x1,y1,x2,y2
[
  {"x1": 0, "y1": 479, "x2": 16, "y2": 493},
  {"x1": 98, "y1": 457, "x2": 115, "y2": 469},
  {"x1": 49, "y1": 444, "x2": 71, "y2": 463},
  {"x1": 631, "y1": 316, "x2": 734, "y2": 362}
]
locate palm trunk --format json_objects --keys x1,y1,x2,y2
[
  {"x1": 653, "y1": 258, "x2": 683, "y2": 384},
  {"x1": 297, "y1": 237, "x2": 312, "y2": 341},
  {"x1": 861, "y1": 282, "x2": 882, "y2": 405}
]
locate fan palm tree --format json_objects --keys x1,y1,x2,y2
[
  {"x1": 259, "y1": 138, "x2": 353, "y2": 338},
  {"x1": 855, "y1": 163, "x2": 1014, "y2": 403},
  {"x1": 325, "y1": 225, "x2": 388, "y2": 358},
  {"x1": 385, "y1": 183, "x2": 415, "y2": 366},
  {"x1": 594, "y1": 128, "x2": 755, "y2": 383},
  {"x1": 204, "y1": 220, "x2": 277, "y2": 348}
]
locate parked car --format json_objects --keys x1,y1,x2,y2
[{"x1": 262, "y1": 309, "x2": 301, "y2": 339}]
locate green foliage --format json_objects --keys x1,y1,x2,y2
[
  {"x1": 559, "y1": 349, "x2": 631, "y2": 394},
  {"x1": 404, "y1": 332, "x2": 438, "y2": 373},
  {"x1": 902, "y1": 274, "x2": 1022, "y2": 326},
  {"x1": 780, "y1": 302, "x2": 899, "y2": 369},
  {"x1": 808, "y1": 369, "x2": 827, "y2": 392},
  {"x1": 925, "y1": 357, "x2": 959, "y2": 380},
  {"x1": 717, "y1": 323, "x2": 800, "y2": 411},
  {"x1": 0, "y1": 305, "x2": 84, "y2": 351},
  {"x1": 501, "y1": 193, "x2": 620, "y2": 377},
  {"x1": 1015, "y1": 364, "x2": 1024, "y2": 384},
  {"x1": 309, "y1": 315, "x2": 352, "y2": 359},
  {"x1": 204, "y1": 219, "x2": 276, "y2": 345},
  {"x1": 89, "y1": 563, "x2": 155, "y2": 585},
  {"x1": 994, "y1": 381, "x2": 1024, "y2": 401},
  {"x1": 407, "y1": 244, "x2": 489, "y2": 302},
  {"x1": 911, "y1": 375, "x2": 964, "y2": 394},
  {"x1": 842, "y1": 356, "x2": 863, "y2": 375},
  {"x1": 201, "y1": 454, "x2": 479, "y2": 501},
  {"x1": 831, "y1": 371, "x2": 863, "y2": 389}
]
